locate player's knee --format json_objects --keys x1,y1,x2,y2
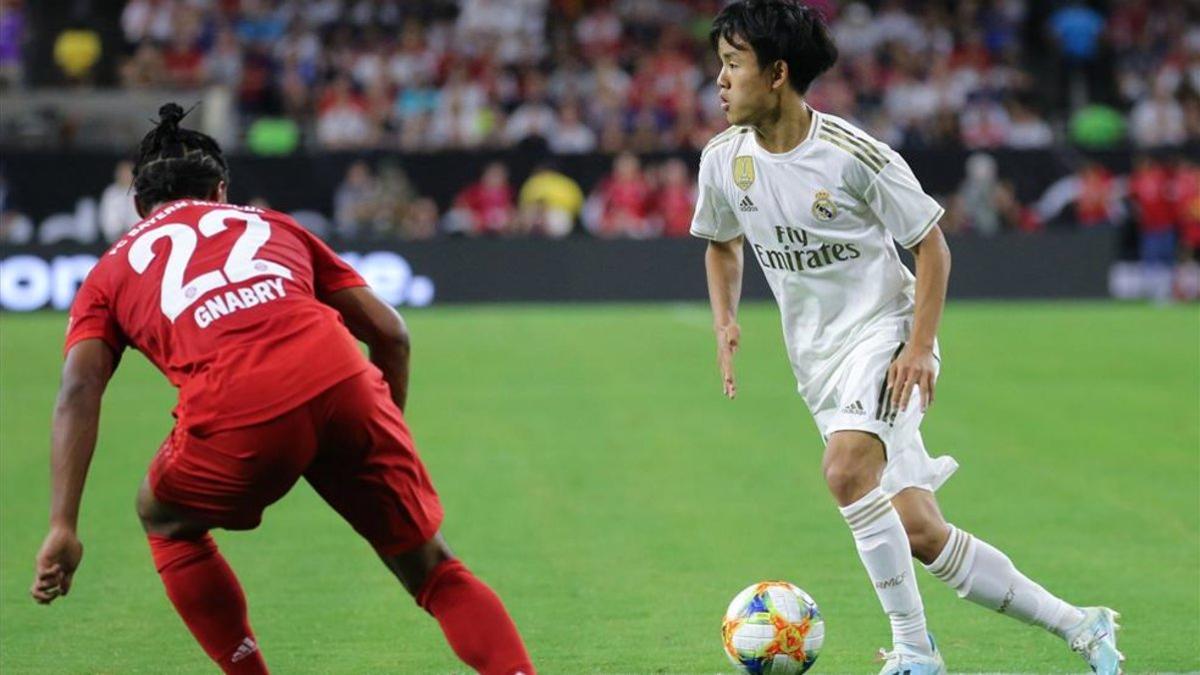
[
  {"x1": 822, "y1": 435, "x2": 882, "y2": 505},
  {"x1": 135, "y1": 481, "x2": 202, "y2": 538},
  {"x1": 380, "y1": 534, "x2": 454, "y2": 597}
]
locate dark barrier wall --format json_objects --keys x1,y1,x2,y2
[
  {"x1": 0, "y1": 146, "x2": 1175, "y2": 220},
  {"x1": 0, "y1": 230, "x2": 1117, "y2": 311}
]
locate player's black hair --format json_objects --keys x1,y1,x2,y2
[
  {"x1": 132, "y1": 103, "x2": 229, "y2": 214},
  {"x1": 710, "y1": 0, "x2": 838, "y2": 95}
]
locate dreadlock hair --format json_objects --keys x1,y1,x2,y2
[{"x1": 132, "y1": 103, "x2": 229, "y2": 215}]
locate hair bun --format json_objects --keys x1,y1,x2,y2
[{"x1": 157, "y1": 103, "x2": 186, "y2": 129}]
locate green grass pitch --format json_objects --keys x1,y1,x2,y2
[{"x1": 1, "y1": 302, "x2": 1197, "y2": 673}]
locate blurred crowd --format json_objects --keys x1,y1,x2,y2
[{"x1": 4, "y1": 0, "x2": 1198, "y2": 152}]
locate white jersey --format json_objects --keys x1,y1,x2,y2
[{"x1": 690, "y1": 109, "x2": 944, "y2": 391}]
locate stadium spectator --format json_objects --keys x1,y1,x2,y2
[
  {"x1": 0, "y1": 171, "x2": 32, "y2": 244},
  {"x1": 1130, "y1": 80, "x2": 1187, "y2": 148},
  {"x1": 402, "y1": 197, "x2": 440, "y2": 241},
  {"x1": 0, "y1": 0, "x2": 26, "y2": 88},
  {"x1": 547, "y1": 101, "x2": 596, "y2": 154},
  {"x1": 333, "y1": 160, "x2": 377, "y2": 240},
  {"x1": 316, "y1": 75, "x2": 375, "y2": 149},
  {"x1": 1129, "y1": 155, "x2": 1177, "y2": 300},
  {"x1": 1174, "y1": 156, "x2": 1200, "y2": 300},
  {"x1": 650, "y1": 158, "x2": 697, "y2": 238},
  {"x1": 1006, "y1": 100, "x2": 1054, "y2": 149},
  {"x1": 583, "y1": 152, "x2": 652, "y2": 238},
  {"x1": 99, "y1": 160, "x2": 139, "y2": 242},
  {"x1": 955, "y1": 153, "x2": 1009, "y2": 236},
  {"x1": 445, "y1": 161, "x2": 516, "y2": 236},
  {"x1": 504, "y1": 70, "x2": 557, "y2": 146},
  {"x1": 518, "y1": 163, "x2": 584, "y2": 238}
]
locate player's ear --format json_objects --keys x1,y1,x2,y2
[
  {"x1": 212, "y1": 181, "x2": 228, "y2": 203},
  {"x1": 770, "y1": 60, "x2": 789, "y2": 92}
]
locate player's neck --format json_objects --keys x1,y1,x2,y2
[{"x1": 751, "y1": 96, "x2": 812, "y2": 154}]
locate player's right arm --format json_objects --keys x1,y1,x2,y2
[
  {"x1": 32, "y1": 339, "x2": 116, "y2": 604},
  {"x1": 690, "y1": 146, "x2": 745, "y2": 399},
  {"x1": 705, "y1": 237, "x2": 744, "y2": 399},
  {"x1": 324, "y1": 286, "x2": 412, "y2": 412}
]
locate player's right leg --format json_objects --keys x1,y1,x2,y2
[
  {"x1": 304, "y1": 369, "x2": 534, "y2": 675},
  {"x1": 822, "y1": 431, "x2": 942, "y2": 673}
]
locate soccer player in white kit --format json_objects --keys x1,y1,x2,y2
[{"x1": 692, "y1": 2, "x2": 1122, "y2": 673}]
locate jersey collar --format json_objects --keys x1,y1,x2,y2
[{"x1": 751, "y1": 104, "x2": 821, "y2": 163}]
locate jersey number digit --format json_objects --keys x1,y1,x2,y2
[{"x1": 128, "y1": 210, "x2": 294, "y2": 322}]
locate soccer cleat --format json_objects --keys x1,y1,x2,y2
[
  {"x1": 1065, "y1": 606, "x2": 1124, "y2": 674},
  {"x1": 876, "y1": 633, "x2": 947, "y2": 675}
]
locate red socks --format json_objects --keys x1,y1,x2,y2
[
  {"x1": 417, "y1": 559, "x2": 535, "y2": 675},
  {"x1": 148, "y1": 534, "x2": 268, "y2": 674},
  {"x1": 149, "y1": 536, "x2": 531, "y2": 675}
]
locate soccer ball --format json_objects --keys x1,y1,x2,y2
[{"x1": 721, "y1": 581, "x2": 824, "y2": 674}]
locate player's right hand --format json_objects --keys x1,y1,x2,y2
[
  {"x1": 31, "y1": 526, "x2": 83, "y2": 605},
  {"x1": 716, "y1": 323, "x2": 741, "y2": 399}
]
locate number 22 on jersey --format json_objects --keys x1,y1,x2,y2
[{"x1": 128, "y1": 209, "x2": 294, "y2": 321}]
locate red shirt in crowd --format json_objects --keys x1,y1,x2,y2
[
  {"x1": 1076, "y1": 166, "x2": 1115, "y2": 227},
  {"x1": 66, "y1": 200, "x2": 369, "y2": 435},
  {"x1": 1172, "y1": 164, "x2": 1200, "y2": 249},
  {"x1": 454, "y1": 182, "x2": 515, "y2": 235},
  {"x1": 1128, "y1": 163, "x2": 1176, "y2": 234},
  {"x1": 655, "y1": 182, "x2": 696, "y2": 237},
  {"x1": 596, "y1": 176, "x2": 651, "y2": 236}
]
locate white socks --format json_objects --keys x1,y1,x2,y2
[
  {"x1": 925, "y1": 524, "x2": 1086, "y2": 637},
  {"x1": 840, "y1": 488, "x2": 932, "y2": 655}
]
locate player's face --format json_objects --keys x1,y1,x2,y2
[{"x1": 716, "y1": 35, "x2": 776, "y2": 126}]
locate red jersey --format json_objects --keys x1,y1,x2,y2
[
  {"x1": 1170, "y1": 166, "x2": 1200, "y2": 248},
  {"x1": 66, "y1": 200, "x2": 369, "y2": 435},
  {"x1": 1129, "y1": 165, "x2": 1175, "y2": 233}
]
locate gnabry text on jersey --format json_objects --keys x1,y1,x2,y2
[{"x1": 193, "y1": 277, "x2": 287, "y2": 328}]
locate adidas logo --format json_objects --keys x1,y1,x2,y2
[
  {"x1": 738, "y1": 195, "x2": 757, "y2": 212},
  {"x1": 230, "y1": 637, "x2": 258, "y2": 663},
  {"x1": 840, "y1": 400, "x2": 865, "y2": 415}
]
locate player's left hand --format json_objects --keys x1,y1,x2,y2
[
  {"x1": 887, "y1": 344, "x2": 937, "y2": 412},
  {"x1": 31, "y1": 525, "x2": 83, "y2": 605}
]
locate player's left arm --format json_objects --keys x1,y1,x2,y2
[
  {"x1": 890, "y1": 225, "x2": 950, "y2": 412},
  {"x1": 31, "y1": 339, "x2": 116, "y2": 605},
  {"x1": 857, "y1": 153, "x2": 949, "y2": 412}
]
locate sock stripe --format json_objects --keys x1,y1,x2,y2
[
  {"x1": 844, "y1": 498, "x2": 891, "y2": 531},
  {"x1": 940, "y1": 532, "x2": 973, "y2": 582},
  {"x1": 929, "y1": 529, "x2": 964, "y2": 579}
]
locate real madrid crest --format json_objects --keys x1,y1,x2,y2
[
  {"x1": 733, "y1": 156, "x2": 755, "y2": 191},
  {"x1": 811, "y1": 189, "x2": 837, "y2": 221}
]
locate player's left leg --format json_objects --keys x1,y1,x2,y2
[
  {"x1": 892, "y1": 488, "x2": 1123, "y2": 673},
  {"x1": 304, "y1": 369, "x2": 534, "y2": 675},
  {"x1": 376, "y1": 532, "x2": 534, "y2": 675},
  {"x1": 137, "y1": 479, "x2": 268, "y2": 675}
]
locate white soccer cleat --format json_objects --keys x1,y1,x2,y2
[
  {"x1": 1065, "y1": 606, "x2": 1124, "y2": 674},
  {"x1": 876, "y1": 633, "x2": 947, "y2": 675}
]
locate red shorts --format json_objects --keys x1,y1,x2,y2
[{"x1": 149, "y1": 369, "x2": 443, "y2": 556}]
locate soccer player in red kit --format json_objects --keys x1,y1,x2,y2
[{"x1": 29, "y1": 104, "x2": 534, "y2": 675}]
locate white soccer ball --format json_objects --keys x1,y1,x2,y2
[{"x1": 721, "y1": 581, "x2": 825, "y2": 674}]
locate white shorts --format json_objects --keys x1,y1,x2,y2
[{"x1": 803, "y1": 330, "x2": 958, "y2": 497}]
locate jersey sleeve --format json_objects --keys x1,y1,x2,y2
[
  {"x1": 64, "y1": 274, "x2": 126, "y2": 357},
  {"x1": 861, "y1": 154, "x2": 945, "y2": 249},
  {"x1": 288, "y1": 219, "x2": 367, "y2": 299},
  {"x1": 689, "y1": 152, "x2": 743, "y2": 242}
]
